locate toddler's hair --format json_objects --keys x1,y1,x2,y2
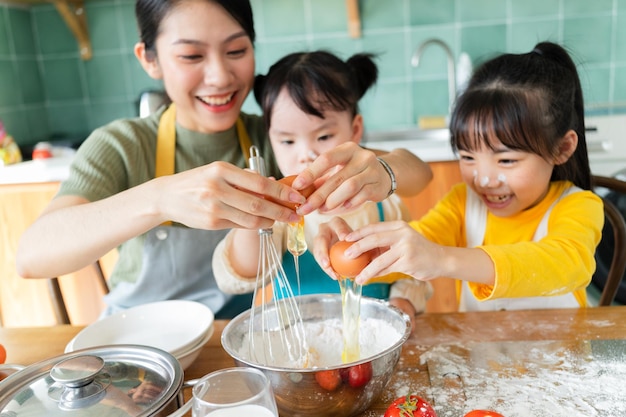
[
  {"x1": 450, "y1": 42, "x2": 591, "y2": 190},
  {"x1": 254, "y1": 51, "x2": 378, "y2": 129}
]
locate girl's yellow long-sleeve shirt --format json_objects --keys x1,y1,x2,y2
[{"x1": 410, "y1": 181, "x2": 604, "y2": 305}]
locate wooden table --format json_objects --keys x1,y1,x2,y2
[{"x1": 2, "y1": 306, "x2": 626, "y2": 416}]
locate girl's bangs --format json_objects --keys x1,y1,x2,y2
[{"x1": 451, "y1": 89, "x2": 547, "y2": 155}]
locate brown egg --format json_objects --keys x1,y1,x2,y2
[
  {"x1": 268, "y1": 174, "x2": 317, "y2": 210},
  {"x1": 329, "y1": 240, "x2": 372, "y2": 278}
]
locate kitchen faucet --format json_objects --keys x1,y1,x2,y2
[{"x1": 411, "y1": 38, "x2": 456, "y2": 114}]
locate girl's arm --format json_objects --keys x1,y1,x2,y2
[
  {"x1": 293, "y1": 143, "x2": 432, "y2": 215},
  {"x1": 213, "y1": 223, "x2": 286, "y2": 294},
  {"x1": 314, "y1": 191, "x2": 604, "y2": 300},
  {"x1": 317, "y1": 218, "x2": 496, "y2": 286},
  {"x1": 472, "y1": 192, "x2": 603, "y2": 300},
  {"x1": 225, "y1": 228, "x2": 262, "y2": 279}
]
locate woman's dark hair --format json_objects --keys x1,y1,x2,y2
[
  {"x1": 253, "y1": 51, "x2": 378, "y2": 129},
  {"x1": 450, "y1": 41, "x2": 591, "y2": 190},
  {"x1": 135, "y1": 0, "x2": 255, "y2": 53}
]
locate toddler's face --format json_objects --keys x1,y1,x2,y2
[
  {"x1": 458, "y1": 137, "x2": 555, "y2": 217},
  {"x1": 268, "y1": 88, "x2": 361, "y2": 176}
]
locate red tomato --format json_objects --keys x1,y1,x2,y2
[
  {"x1": 464, "y1": 411, "x2": 505, "y2": 417},
  {"x1": 0, "y1": 344, "x2": 6, "y2": 364},
  {"x1": 347, "y1": 362, "x2": 372, "y2": 388},
  {"x1": 314, "y1": 369, "x2": 341, "y2": 391},
  {"x1": 384, "y1": 394, "x2": 437, "y2": 417}
]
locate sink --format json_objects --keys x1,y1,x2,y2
[
  {"x1": 364, "y1": 127, "x2": 450, "y2": 143},
  {"x1": 362, "y1": 128, "x2": 456, "y2": 163}
]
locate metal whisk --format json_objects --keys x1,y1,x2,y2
[{"x1": 247, "y1": 146, "x2": 309, "y2": 368}]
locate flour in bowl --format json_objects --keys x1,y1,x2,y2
[{"x1": 239, "y1": 317, "x2": 403, "y2": 368}]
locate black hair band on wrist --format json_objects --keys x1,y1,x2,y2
[{"x1": 377, "y1": 157, "x2": 397, "y2": 198}]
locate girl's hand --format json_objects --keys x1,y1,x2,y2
[
  {"x1": 155, "y1": 161, "x2": 304, "y2": 230},
  {"x1": 312, "y1": 217, "x2": 356, "y2": 280},
  {"x1": 329, "y1": 221, "x2": 446, "y2": 285},
  {"x1": 292, "y1": 142, "x2": 391, "y2": 215}
]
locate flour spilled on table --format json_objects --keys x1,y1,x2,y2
[
  {"x1": 418, "y1": 340, "x2": 626, "y2": 417},
  {"x1": 238, "y1": 317, "x2": 402, "y2": 368}
]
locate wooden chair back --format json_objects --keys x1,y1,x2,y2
[{"x1": 591, "y1": 175, "x2": 626, "y2": 306}]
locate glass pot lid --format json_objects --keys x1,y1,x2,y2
[{"x1": 0, "y1": 345, "x2": 183, "y2": 417}]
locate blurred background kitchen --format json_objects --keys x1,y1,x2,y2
[
  {"x1": 1, "y1": 0, "x2": 625, "y2": 149},
  {"x1": 2, "y1": 0, "x2": 626, "y2": 326}
]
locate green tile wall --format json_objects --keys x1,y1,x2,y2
[{"x1": 1, "y1": 0, "x2": 625, "y2": 146}]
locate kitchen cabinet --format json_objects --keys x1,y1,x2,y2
[
  {"x1": 401, "y1": 160, "x2": 462, "y2": 313},
  {"x1": 0, "y1": 181, "x2": 109, "y2": 327}
]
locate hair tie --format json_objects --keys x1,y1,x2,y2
[{"x1": 532, "y1": 48, "x2": 543, "y2": 56}]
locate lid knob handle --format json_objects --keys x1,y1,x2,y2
[{"x1": 48, "y1": 355, "x2": 111, "y2": 409}]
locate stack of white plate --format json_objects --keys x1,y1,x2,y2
[{"x1": 65, "y1": 300, "x2": 214, "y2": 369}]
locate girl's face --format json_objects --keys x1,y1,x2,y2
[
  {"x1": 137, "y1": 0, "x2": 255, "y2": 133},
  {"x1": 458, "y1": 137, "x2": 556, "y2": 217},
  {"x1": 268, "y1": 88, "x2": 363, "y2": 176}
]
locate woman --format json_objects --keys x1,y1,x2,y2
[{"x1": 16, "y1": 0, "x2": 431, "y2": 318}]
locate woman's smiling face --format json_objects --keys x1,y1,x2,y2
[
  {"x1": 146, "y1": 0, "x2": 255, "y2": 133},
  {"x1": 458, "y1": 136, "x2": 556, "y2": 217}
]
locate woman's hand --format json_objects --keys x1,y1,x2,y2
[
  {"x1": 17, "y1": 161, "x2": 306, "y2": 279},
  {"x1": 155, "y1": 161, "x2": 304, "y2": 229},
  {"x1": 292, "y1": 143, "x2": 431, "y2": 215}
]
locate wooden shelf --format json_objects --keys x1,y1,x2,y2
[
  {"x1": 19, "y1": 0, "x2": 359, "y2": 57},
  {"x1": 346, "y1": 0, "x2": 361, "y2": 38},
  {"x1": 54, "y1": 0, "x2": 91, "y2": 60},
  {"x1": 10, "y1": 0, "x2": 91, "y2": 60}
]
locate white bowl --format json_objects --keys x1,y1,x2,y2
[
  {"x1": 66, "y1": 300, "x2": 214, "y2": 356},
  {"x1": 175, "y1": 324, "x2": 214, "y2": 369}
]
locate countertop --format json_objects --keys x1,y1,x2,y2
[
  {"x1": 0, "y1": 154, "x2": 75, "y2": 185},
  {"x1": 3, "y1": 114, "x2": 624, "y2": 185},
  {"x1": 2, "y1": 307, "x2": 626, "y2": 416},
  {"x1": 363, "y1": 127, "x2": 457, "y2": 163},
  {"x1": 0, "y1": 135, "x2": 457, "y2": 186}
]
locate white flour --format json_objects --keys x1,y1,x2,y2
[
  {"x1": 415, "y1": 340, "x2": 626, "y2": 417},
  {"x1": 238, "y1": 317, "x2": 402, "y2": 368}
]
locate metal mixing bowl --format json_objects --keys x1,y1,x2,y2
[{"x1": 221, "y1": 294, "x2": 412, "y2": 417}]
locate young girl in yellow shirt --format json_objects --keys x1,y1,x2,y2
[{"x1": 313, "y1": 41, "x2": 604, "y2": 311}]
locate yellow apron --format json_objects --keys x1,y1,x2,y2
[
  {"x1": 460, "y1": 187, "x2": 583, "y2": 311},
  {"x1": 102, "y1": 104, "x2": 254, "y2": 319},
  {"x1": 156, "y1": 103, "x2": 252, "y2": 178}
]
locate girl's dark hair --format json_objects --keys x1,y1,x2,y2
[
  {"x1": 135, "y1": 0, "x2": 255, "y2": 53},
  {"x1": 253, "y1": 51, "x2": 378, "y2": 129},
  {"x1": 450, "y1": 41, "x2": 591, "y2": 190}
]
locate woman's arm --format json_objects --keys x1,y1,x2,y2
[
  {"x1": 373, "y1": 148, "x2": 433, "y2": 197},
  {"x1": 16, "y1": 162, "x2": 304, "y2": 279},
  {"x1": 293, "y1": 143, "x2": 432, "y2": 215}
]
